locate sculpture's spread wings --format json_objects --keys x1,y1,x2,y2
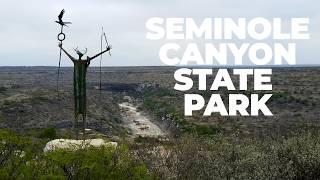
[{"x1": 58, "y1": 9, "x2": 65, "y2": 21}]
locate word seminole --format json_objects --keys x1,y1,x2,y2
[
  {"x1": 146, "y1": 18, "x2": 309, "y2": 40},
  {"x1": 146, "y1": 18, "x2": 309, "y2": 66},
  {"x1": 145, "y1": 17, "x2": 309, "y2": 116}
]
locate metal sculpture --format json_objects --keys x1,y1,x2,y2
[{"x1": 55, "y1": 9, "x2": 112, "y2": 139}]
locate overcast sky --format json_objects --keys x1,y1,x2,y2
[{"x1": 0, "y1": 0, "x2": 319, "y2": 66}]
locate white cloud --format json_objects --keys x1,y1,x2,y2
[{"x1": 0, "y1": 0, "x2": 319, "y2": 66}]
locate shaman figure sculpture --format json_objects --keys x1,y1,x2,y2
[
  {"x1": 55, "y1": 9, "x2": 112, "y2": 138},
  {"x1": 58, "y1": 43, "x2": 111, "y2": 138}
]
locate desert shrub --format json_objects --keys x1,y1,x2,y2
[
  {"x1": 0, "y1": 114, "x2": 5, "y2": 123},
  {"x1": 181, "y1": 124, "x2": 221, "y2": 136},
  {"x1": 2, "y1": 100, "x2": 17, "y2": 107},
  {"x1": 38, "y1": 128, "x2": 57, "y2": 139},
  {"x1": 0, "y1": 87, "x2": 7, "y2": 93},
  {"x1": 2, "y1": 128, "x2": 320, "y2": 179},
  {"x1": 143, "y1": 98, "x2": 156, "y2": 111},
  {"x1": 143, "y1": 87, "x2": 174, "y2": 98},
  {"x1": 0, "y1": 130, "x2": 154, "y2": 179},
  {"x1": 0, "y1": 130, "x2": 44, "y2": 178},
  {"x1": 136, "y1": 133, "x2": 320, "y2": 179},
  {"x1": 30, "y1": 95, "x2": 50, "y2": 103},
  {"x1": 42, "y1": 145, "x2": 153, "y2": 180}
]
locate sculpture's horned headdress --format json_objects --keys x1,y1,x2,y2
[{"x1": 74, "y1": 47, "x2": 87, "y2": 59}]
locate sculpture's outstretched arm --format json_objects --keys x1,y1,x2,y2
[
  {"x1": 58, "y1": 43, "x2": 76, "y2": 61},
  {"x1": 88, "y1": 45, "x2": 112, "y2": 61}
]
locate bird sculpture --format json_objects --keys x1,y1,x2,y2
[{"x1": 55, "y1": 9, "x2": 72, "y2": 27}]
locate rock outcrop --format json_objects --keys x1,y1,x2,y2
[{"x1": 43, "y1": 138, "x2": 117, "y2": 152}]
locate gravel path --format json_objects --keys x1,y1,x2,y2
[{"x1": 119, "y1": 102, "x2": 165, "y2": 137}]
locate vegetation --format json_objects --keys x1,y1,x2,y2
[
  {"x1": 0, "y1": 87, "x2": 7, "y2": 93},
  {"x1": 2, "y1": 128, "x2": 320, "y2": 179},
  {"x1": 136, "y1": 132, "x2": 320, "y2": 179},
  {"x1": 38, "y1": 128, "x2": 57, "y2": 139},
  {"x1": 0, "y1": 129, "x2": 154, "y2": 179},
  {"x1": 136, "y1": 81, "x2": 320, "y2": 179},
  {"x1": 0, "y1": 67, "x2": 319, "y2": 179},
  {"x1": 142, "y1": 87, "x2": 221, "y2": 136}
]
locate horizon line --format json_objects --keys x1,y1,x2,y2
[{"x1": 0, "y1": 64, "x2": 319, "y2": 68}]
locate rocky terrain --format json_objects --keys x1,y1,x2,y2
[{"x1": 0, "y1": 66, "x2": 319, "y2": 139}]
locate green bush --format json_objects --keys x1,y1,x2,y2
[
  {"x1": 39, "y1": 128, "x2": 57, "y2": 139},
  {"x1": 0, "y1": 130, "x2": 154, "y2": 179},
  {"x1": 0, "y1": 87, "x2": 7, "y2": 93},
  {"x1": 42, "y1": 145, "x2": 153, "y2": 179},
  {"x1": 136, "y1": 133, "x2": 320, "y2": 179},
  {"x1": 2, "y1": 128, "x2": 320, "y2": 179}
]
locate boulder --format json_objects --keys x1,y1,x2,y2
[{"x1": 43, "y1": 138, "x2": 117, "y2": 152}]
